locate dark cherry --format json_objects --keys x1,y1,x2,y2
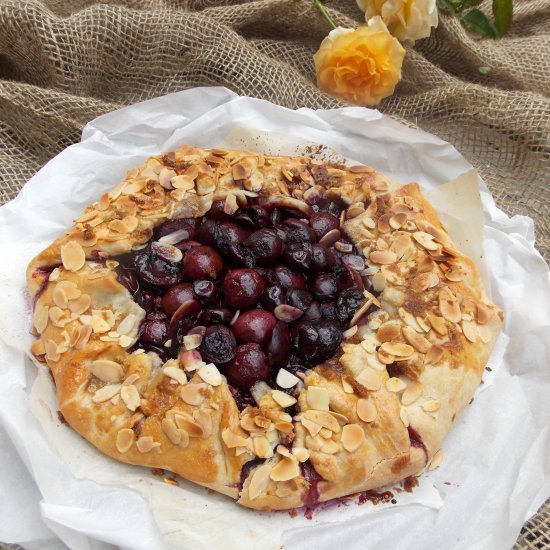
[
  {"x1": 224, "y1": 344, "x2": 270, "y2": 390},
  {"x1": 192, "y1": 280, "x2": 220, "y2": 306},
  {"x1": 291, "y1": 319, "x2": 343, "y2": 365},
  {"x1": 231, "y1": 387, "x2": 258, "y2": 412},
  {"x1": 197, "y1": 307, "x2": 234, "y2": 325},
  {"x1": 183, "y1": 246, "x2": 223, "y2": 281},
  {"x1": 287, "y1": 289, "x2": 313, "y2": 312},
  {"x1": 282, "y1": 219, "x2": 317, "y2": 244},
  {"x1": 161, "y1": 283, "x2": 195, "y2": 316},
  {"x1": 267, "y1": 321, "x2": 291, "y2": 368},
  {"x1": 137, "y1": 289, "x2": 162, "y2": 313},
  {"x1": 336, "y1": 288, "x2": 366, "y2": 325},
  {"x1": 117, "y1": 268, "x2": 139, "y2": 295},
  {"x1": 303, "y1": 300, "x2": 322, "y2": 321},
  {"x1": 137, "y1": 343, "x2": 169, "y2": 363},
  {"x1": 232, "y1": 310, "x2": 276, "y2": 347},
  {"x1": 134, "y1": 247, "x2": 183, "y2": 287},
  {"x1": 261, "y1": 284, "x2": 286, "y2": 311},
  {"x1": 270, "y1": 208, "x2": 283, "y2": 227},
  {"x1": 196, "y1": 219, "x2": 222, "y2": 247},
  {"x1": 219, "y1": 221, "x2": 251, "y2": 247},
  {"x1": 147, "y1": 309, "x2": 168, "y2": 321},
  {"x1": 320, "y1": 300, "x2": 338, "y2": 321},
  {"x1": 206, "y1": 199, "x2": 232, "y2": 220},
  {"x1": 326, "y1": 200, "x2": 344, "y2": 217},
  {"x1": 168, "y1": 299, "x2": 201, "y2": 332},
  {"x1": 227, "y1": 243, "x2": 256, "y2": 268},
  {"x1": 274, "y1": 265, "x2": 306, "y2": 290},
  {"x1": 333, "y1": 261, "x2": 363, "y2": 290},
  {"x1": 282, "y1": 243, "x2": 312, "y2": 270},
  {"x1": 245, "y1": 229, "x2": 283, "y2": 265},
  {"x1": 140, "y1": 319, "x2": 170, "y2": 346},
  {"x1": 175, "y1": 240, "x2": 201, "y2": 253},
  {"x1": 199, "y1": 325, "x2": 236, "y2": 364},
  {"x1": 310, "y1": 272, "x2": 338, "y2": 300},
  {"x1": 222, "y1": 269, "x2": 266, "y2": 310},
  {"x1": 234, "y1": 211, "x2": 256, "y2": 230},
  {"x1": 155, "y1": 217, "x2": 198, "y2": 241},
  {"x1": 310, "y1": 244, "x2": 336, "y2": 272},
  {"x1": 249, "y1": 205, "x2": 270, "y2": 228},
  {"x1": 309, "y1": 211, "x2": 340, "y2": 240}
]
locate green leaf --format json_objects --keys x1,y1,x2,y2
[
  {"x1": 478, "y1": 66, "x2": 492, "y2": 74},
  {"x1": 460, "y1": 0, "x2": 483, "y2": 8},
  {"x1": 493, "y1": 0, "x2": 513, "y2": 36},
  {"x1": 438, "y1": 0, "x2": 459, "y2": 14},
  {"x1": 462, "y1": 9, "x2": 497, "y2": 37}
]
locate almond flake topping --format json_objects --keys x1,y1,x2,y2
[
  {"x1": 386, "y1": 377, "x2": 407, "y2": 392},
  {"x1": 61, "y1": 241, "x2": 86, "y2": 272},
  {"x1": 429, "y1": 448, "x2": 444, "y2": 471},
  {"x1": 476, "y1": 303, "x2": 493, "y2": 325},
  {"x1": 380, "y1": 341, "x2": 414, "y2": 358},
  {"x1": 117, "y1": 313, "x2": 137, "y2": 336},
  {"x1": 183, "y1": 333, "x2": 202, "y2": 350},
  {"x1": 355, "y1": 368, "x2": 382, "y2": 391},
  {"x1": 161, "y1": 418, "x2": 182, "y2": 445},
  {"x1": 413, "y1": 231, "x2": 439, "y2": 251},
  {"x1": 136, "y1": 436, "x2": 160, "y2": 453},
  {"x1": 411, "y1": 272, "x2": 439, "y2": 292},
  {"x1": 369, "y1": 250, "x2": 397, "y2": 265},
  {"x1": 362, "y1": 216, "x2": 376, "y2": 229},
  {"x1": 222, "y1": 428, "x2": 249, "y2": 449},
  {"x1": 462, "y1": 320, "x2": 478, "y2": 343},
  {"x1": 401, "y1": 381, "x2": 423, "y2": 405},
  {"x1": 402, "y1": 326, "x2": 432, "y2": 353},
  {"x1": 270, "y1": 456, "x2": 300, "y2": 481},
  {"x1": 90, "y1": 359, "x2": 124, "y2": 383},
  {"x1": 276, "y1": 368, "x2": 300, "y2": 389},
  {"x1": 180, "y1": 383, "x2": 208, "y2": 406},
  {"x1": 321, "y1": 439, "x2": 340, "y2": 454},
  {"x1": 341, "y1": 424, "x2": 364, "y2": 452},
  {"x1": 302, "y1": 410, "x2": 340, "y2": 432},
  {"x1": 342, "y1": 378, "x2": 354, "y2": 394},
  {"x1": 356, "y1": 398, "x2": 377, "y2": 423},
  {"x1": 33, "y1": 304, "x2": 49, "y2": 334},
  {"x1": 91, "y1": 315, "x2": 111, "y2": 334},
  {"x1": 163, "y1": 364, "x2": 187, "y2": 385},
  {"x1": 292, "y1": 447, "x2": 310, "y2": 462},
  {"x1": 372, "y1": 271, "x2": 386, "y2": 292},
  {"x1": 69, "y1": 294, "x2": 91, "y2": 315},
  {"x1": 427, "y1": 313, "x2": 447, "y2": 335},
  {"x1": 116, "y1": 429, "x2": 135, "y2": 453},
  {"x1": 271, "y1": 390, "x2": 297, "y2": 408},
  {"x1": 425, "y1": 344, "x2": 444, "y2": 364},
  {"x1": 422, "y1": 399, "x2": 440, "y2": 412},
  {"x1": 173, "y1": 412, "x2": 204, "y2": 438},
  {"x1": 389, "y1": 212, "x2": 407, "y2": 230},
  {"x1": 248, "y1": 464, "x2": 272, "y2": 500},
  {"x1": 439, "y1": 287, "x2": 462, "y2": 323},
  {"x1": 307, "y1": 386, "x2": 330, "y2": 411},
  {"x1": 30, "y1": 339, "x2": 46, "y2": 357},
  {"x1": 92, "y1": 384, "x2": 121, "y2": 403},
  {"x1": 120, "y1": 385, "x2": 141, "y2": 411},
  {"x1": 197, "y1": 363, "x2": 222, "y2": 386}
]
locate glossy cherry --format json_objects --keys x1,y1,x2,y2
[
  {"x1": 245, "y1": 228, "x2": 283, "y2": 264},
  {"x1": 232, "y1": 310, "x2": 276, "y2": 347},
  {"x1": 309, "y1": 211, "x2": 339, "y2": 240},
  {"x1": 161, "y1": 283, "x2": 195, "y2": 316},
  {"x1": 183, "y1": 246, "x2": 223, "y2": 281},
  {"x1": 224, "y1": 344, "x2": 270, "y2": 390},
  {"x1": 222, "y1": 268, "x2": 266, "y2": 310}
]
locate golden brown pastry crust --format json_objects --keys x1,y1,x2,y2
[{"x1": 27, "y1": 145, "x2": 503, "y2": 511}]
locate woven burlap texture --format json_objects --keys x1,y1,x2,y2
[{"x1": 0, "y1": 1, "x2": 548, "y2": 548}]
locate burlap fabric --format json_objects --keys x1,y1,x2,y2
[{"x1": 0, "y1": 0, "x2": 548, "y2": 547}]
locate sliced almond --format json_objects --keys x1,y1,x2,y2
[
  {"x1": 68, "y1": 294, "x2": 91, "y2": 315},
  {"x1": 401, "y1": 381, "x2": 423, "y2": 405},
  {"x1": 306, "y1": 386, "x2": 330, "y2": 411},
  {"x1": 428, "y1": 448, "x2": 444, "y2": 470},
  {"x1": 380, "y1": 341, "x2": 414, "y2": 358},
  {"x1": 462, "y1": 320, "x2": 478, "y2": 343},
  {"x1": 398, "y1": 307, "x2": 423, "y2": 332},
  {"x1": 272, "y1": 390, "x2": 297, "y2": 408},
  {"x1": 445, "y1": 263, "x2": 466, "y2": 282},
  {"x1": 120, "y1": 385, "x2": 141, "y2": 411},
  {"x1": 342, "y1": 378, "x2": 354, "y2": 394},
  {"x1": 173, "y1": 412, "x2": 204, "y2": 438},
  {"x1": 386, "y1": 377, "x2": 406, "y2": 392},
  {"x1": 389, "y1": 212, "x2": 407, "y2": 230},
  {"x1": 117, "y1": 313, "x2": 137, "y2": 336},
  {"x1": 253, "y1": 435, "x2": 272, "y2": 458},
  {"x1": 355, "y1": 368, "x2": 382, "y2": 391},
  {"x1": 163, "y1": 365, "x2": 187, "y2": 385},
  {"x1": 91, "y1": 314, "x2": 111, "y2": 334},
  {"x1": 411, "y1": 272, "x2": 440, "y2": 292},
  {"x1": 193, "y1": 409, "x2": 213, "y2": 439},
  {"x1": 197, "y1": 363, "x2": 222, "y2": 386},
  {"x1": 171, "y1": 175, "x2": 195, "y2": 191},
  {"x1": 90, "y1": 359, "x2": 124, "y2": 383},
  {"x1": 372, "y1": 271, "x2": 386, "y2": 292},
  {"x1": 427, "y1": 313, "x2": 447, "y2": 335},
  {"x1": 222, "y1": 428, "x2": 249, "y2": 449},
  {"x1": 301, "y1": 417, "x2": 322, "y2": 437},
  {"x1": 158, "y1": 229, "x2": 190, "y2": 245},
  {"x1": 422, "y1": 399, "x2": 440, "y2": 412},
  {"x1": 33, "y1": 304, "x2": 49, "y2": 334},
  {"x1": 341, "y1": 424, "x2": 364, "y2": 452},
  {"x1": 136, "y1": 436, "x2": 160, "y2": 453},
  {"x1": 302, "y1": 410, "x2": 340, "y2": 433},
  {"x1": 320, "y1": 439, "x2": 340, "y2": 454},
  {"x1": 92, "y1": 384, "x2": 121, "y2": 403},
  {"x1": 223, "y1": 193, "x2": 239, "y2": 215},
  {"x1": 30, "y1": 339, "x2": 46, "y2": 358},
  {"x1": 292, "y1": 447, "x2": 310, "y2": 462},
  {"x1": 180, "y1": 383, "x2": 208, "y2": 406},
  {"x1": 402, "y1": 326, "x2": 432, "y2": 353},
  {"x1": 476, "y1": 303, "x2": 493, "y2": 325},
  {"x1": 356, "y1": 398, "x2": 377, "y2": 423},
  {"x1": 439, "y1": 287, "x2": 461, "y2": 323},
  {"x1": 270, "y1": 457, "x2": 300, "y2": 481},
  {"x1": 376, "y1": 324, "x2": 401, "y2": 342},
  {"x1": 377, "y1": 347, "x2": 395, "y2": 365},
  {"x1": 116, "y1": 428, "x2": 135, "y2": 453},
  {"x1": 161, "y1": 418, "x2": 181, "y2": 445},
  {"x1": 61, "y1": 241, "x2": 86, "y2": 272},
  {"x1": 248, "y1": 464, "x2": 272, "y2": 500},
  {"x1": 369, "y1": 250, "x2": 397, "y2": 265},
  {"x1": 413, "y1": 231, "x2": 439, "y2": 251},
  {"x1": 276, "y1": 368, "x2": 300, "y2": 389},
  {"x1": 425, "y1": 344, "x2": 444, "y2": 365}
]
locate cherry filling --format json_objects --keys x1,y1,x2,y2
[{"x1": 114, "y1": 194, "x2": 370, "y2": 405}]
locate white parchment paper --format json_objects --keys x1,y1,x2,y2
[{"x1": 0, "y1": 87, "x2": 549, "y2": 550}]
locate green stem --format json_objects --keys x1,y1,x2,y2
[{"x1": 313, "y1": 0, "x2": 338, "y2": 29}]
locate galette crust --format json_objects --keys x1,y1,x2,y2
[{"x1": 27, "y1": 145, "x2": 503, "y2": 510}]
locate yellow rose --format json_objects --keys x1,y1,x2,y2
[
  {"x1": 357, "y1": 0, "x2": 438, "y2": 43},
  {"x1": 313, "y1": 18, "x2": 405, "y2": 106}
]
